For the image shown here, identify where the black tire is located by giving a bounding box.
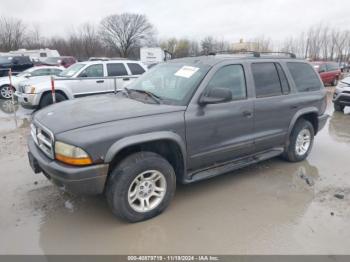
[282,119,314,162]
[39,92,67,108]
[334,103,344,112]
[0,85,15,100]
[106,152,176,222]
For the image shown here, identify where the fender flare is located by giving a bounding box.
[41,87,72,100]
[287,107,319,137]
[104,131,187,168]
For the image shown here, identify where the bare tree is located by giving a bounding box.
[160,37,177,54]
[25,24,45,49]
[201,36,216,54]
[0,16,26,51]
[100,13,155,58]
[78,23,103,59]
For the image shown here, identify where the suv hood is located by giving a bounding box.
[20,75,52,86]
[34,95,186,134]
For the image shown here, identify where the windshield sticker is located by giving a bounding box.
[175,66,199,78]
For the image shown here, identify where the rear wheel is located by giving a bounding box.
[334,103,344,112]
[39,92,67,108]
[106,152,176,222]
[283,119,314,162]
[0,85,15,99]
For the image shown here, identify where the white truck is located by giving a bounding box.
[15,59,147,109]
[140,47,172,67]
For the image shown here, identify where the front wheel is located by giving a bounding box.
[334,103,344,112]
[282,119,314,162]
[106,152,176,222]
[39,92,67,108]
[0,85,15,99]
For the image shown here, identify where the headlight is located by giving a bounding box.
[24,85,36,94]
[55,141,92,166]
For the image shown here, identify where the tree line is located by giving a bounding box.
[0,14,349,63]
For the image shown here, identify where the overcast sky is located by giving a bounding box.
[1,0,349,43]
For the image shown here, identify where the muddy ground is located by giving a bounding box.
[0,90,349,255]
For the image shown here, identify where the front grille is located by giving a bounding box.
[31,122,55,159]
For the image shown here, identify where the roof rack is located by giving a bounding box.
[208,50,296,59]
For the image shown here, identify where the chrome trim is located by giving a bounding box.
[31,121,55,159]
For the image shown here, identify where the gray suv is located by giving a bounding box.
[28,52,328,222]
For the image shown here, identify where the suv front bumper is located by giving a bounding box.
[15,91,41,109]
[333,87,350,106]
[28,137,109,195]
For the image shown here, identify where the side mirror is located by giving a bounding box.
[24,73,31,78]
[319,69,325,73]
[199,87,232,105]
[79,73,87,78]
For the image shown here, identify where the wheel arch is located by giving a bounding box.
[105,132,187,183]
[39,89,70,104]
[288,108,319,139]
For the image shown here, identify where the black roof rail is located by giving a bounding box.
[258,51,296,58]
[207,50,296,59]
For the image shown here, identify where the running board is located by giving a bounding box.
[185,148,284,183]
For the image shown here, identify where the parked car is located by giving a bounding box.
[0,56,33,77]
[41,56,77,68]
[333,76,350,112]
[312,61,341,86]
[339,62,350,73]
[0,66,63,99]
[27,53,328,222]
[15,60,147,109]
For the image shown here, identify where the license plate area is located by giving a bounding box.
[28,152,41,174]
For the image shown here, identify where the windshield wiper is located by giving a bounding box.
[124,88,162,104]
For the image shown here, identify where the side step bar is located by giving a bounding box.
[184,148,284,183]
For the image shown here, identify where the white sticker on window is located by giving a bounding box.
[175,66,199,78]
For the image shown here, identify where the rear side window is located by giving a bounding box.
[107,63,128,76]
[127,63,145,75]
[287,62,322,92]
[252,63,282,98]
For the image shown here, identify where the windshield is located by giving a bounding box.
[127,62,210,105]
[16,68,34,77]
[59,63,85,77]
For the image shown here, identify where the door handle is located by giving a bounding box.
[96,80,104,83]
[242,111,253,117]
[290,105,298,109]
[123,77,130,81]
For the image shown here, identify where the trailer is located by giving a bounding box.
[0,48,60,62]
